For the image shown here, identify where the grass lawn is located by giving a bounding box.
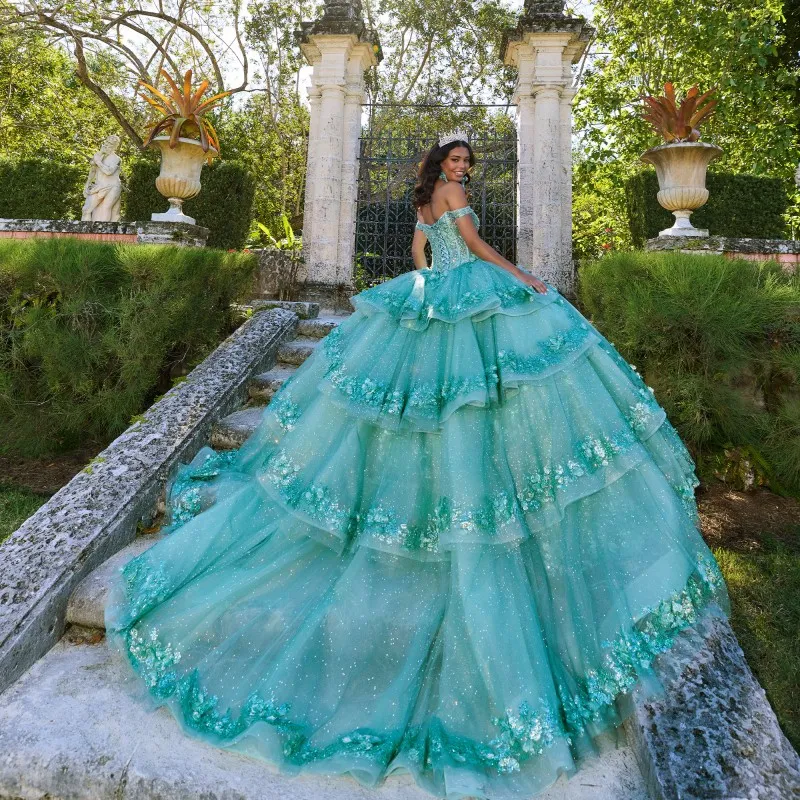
[698,483,800,752]
[0,483,47,544]
[714,543,800,751]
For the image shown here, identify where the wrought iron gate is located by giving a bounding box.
[354,128,517,285]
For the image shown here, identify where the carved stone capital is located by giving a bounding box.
[318,82,346,97]
[531,84,563,99]
[559,86,577,103]
[296,0,381,67]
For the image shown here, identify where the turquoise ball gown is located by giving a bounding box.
[105,205,730,799]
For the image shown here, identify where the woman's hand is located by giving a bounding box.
[513,268,548,294]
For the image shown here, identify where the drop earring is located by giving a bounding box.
[439,170,448,182]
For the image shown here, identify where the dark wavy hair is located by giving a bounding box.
[413,139,475,209]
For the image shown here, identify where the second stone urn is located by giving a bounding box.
[149,136,217,225]
[640,141,722,237]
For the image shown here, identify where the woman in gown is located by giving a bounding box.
[105,131,730,800]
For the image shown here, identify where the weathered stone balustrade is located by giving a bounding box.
[0,218,209,247]
[646,234,800,270]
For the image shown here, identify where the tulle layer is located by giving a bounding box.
[351,259,559,331]
[277,293,605,433]
[104,274,730,799]
[223,362,694,561]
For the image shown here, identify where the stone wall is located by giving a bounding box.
[627,610,800,799]
[253,247,308,299]
[0,219,209,247]
[645,235,800,270]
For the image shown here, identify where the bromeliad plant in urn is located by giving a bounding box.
[640,83,722,237]
[139,69,230,225]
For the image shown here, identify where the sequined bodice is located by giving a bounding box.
[416,206,480,273]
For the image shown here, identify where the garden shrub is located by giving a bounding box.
[578,251,800,494]
[0,238,256,457]
[124,158,256,250]
[625,171,789,247]
[0,159,84,220]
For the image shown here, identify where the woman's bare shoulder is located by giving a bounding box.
[441,181,468,208]
[430,181,467,210]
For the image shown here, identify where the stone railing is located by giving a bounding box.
[0,307,298,694]
[646,235,800,270]
[0,219,209,247]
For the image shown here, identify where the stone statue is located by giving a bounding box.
[81,135,122,222]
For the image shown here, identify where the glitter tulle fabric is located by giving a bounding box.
[105,205,730,799]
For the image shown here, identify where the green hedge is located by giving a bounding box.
[626,171,790,247]
[0,238,256,457]
[0,159,83,220]
[124,158,255,250]
[578,251,800,495]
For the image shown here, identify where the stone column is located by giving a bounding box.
[297,0,380,307]
[559,85,577,294]
[300,84,322,283]
[337,45,373,280]
[514,55,537,273]
[314,70,347,279]
[503,1,593,297]
[531,84,564,286]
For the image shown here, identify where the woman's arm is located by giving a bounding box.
[411,222,428,270]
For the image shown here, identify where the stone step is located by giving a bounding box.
[210,407,264,450]
[248,365,297,403]
[66,536,163,630]
[0,638,650,800]
[297,315,344,339]
[277,337,319,366]
[248,299,320,320]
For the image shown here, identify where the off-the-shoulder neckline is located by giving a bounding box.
[416,205,476,228]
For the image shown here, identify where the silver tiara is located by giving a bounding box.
[438,129,470,149]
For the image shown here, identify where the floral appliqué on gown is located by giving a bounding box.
[106,205,730,799]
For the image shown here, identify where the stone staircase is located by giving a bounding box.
[68,302,349,620]
[210,308,345,450]
[0,302,652,799]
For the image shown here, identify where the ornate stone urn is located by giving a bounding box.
[138,67,229,227]
[149,136,216,225]
[640,141,722,237]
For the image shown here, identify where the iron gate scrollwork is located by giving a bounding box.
[354,129,517,285]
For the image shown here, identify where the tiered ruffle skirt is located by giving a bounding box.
[106,259,730,799]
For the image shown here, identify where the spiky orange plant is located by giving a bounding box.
[642,83,718,143]
[138,68,230,159]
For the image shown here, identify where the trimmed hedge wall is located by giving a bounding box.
[626,171,790,247]
[578,251,800,495]
[0,238,256,456]
[0,156,255,251]
[124,158,256,250]
[0,159,84,220]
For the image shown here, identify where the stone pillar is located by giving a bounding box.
[514,55,537,273]
[503,1,592,297]
[297,0,380,307]
[531,84,564,287]
[300,85,322,283]
[559,85,577,291]
[314,70,347,278]
[337,47,373,277]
